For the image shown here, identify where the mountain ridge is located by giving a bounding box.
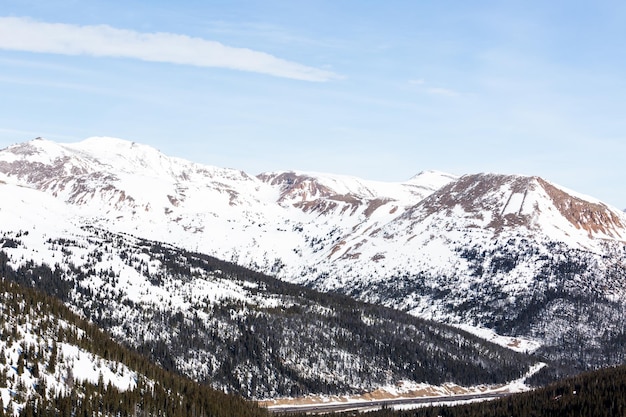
[1,136,626,380]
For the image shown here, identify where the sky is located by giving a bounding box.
[0,1,625,208]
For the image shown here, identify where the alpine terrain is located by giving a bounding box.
[0,136,625,403]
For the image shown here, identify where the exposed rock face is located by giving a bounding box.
[538,178,625,239]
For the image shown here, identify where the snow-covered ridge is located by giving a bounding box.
[0,280,139,416]
[257,169,456,202]
[1,136,625,282]
[1,136,626,377]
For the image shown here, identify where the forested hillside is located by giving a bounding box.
[0,227,538,399]
[0,277,267,416]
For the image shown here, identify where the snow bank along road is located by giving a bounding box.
[266,392,509,414]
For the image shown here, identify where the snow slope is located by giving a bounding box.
[1,136,626,373]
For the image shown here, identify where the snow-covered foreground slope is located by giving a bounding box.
[0,283,137,416]
[0,278,267,417]
[1,136,626,375]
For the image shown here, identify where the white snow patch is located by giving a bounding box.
[455,324,542,353]
[59,343,137,392]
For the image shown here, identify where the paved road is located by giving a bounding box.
[266,392,509,414]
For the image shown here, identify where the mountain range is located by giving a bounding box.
[1,136,626,400]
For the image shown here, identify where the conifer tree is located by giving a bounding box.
[47,341,57,374]
[17,353,24,375]
[31,361,39,378]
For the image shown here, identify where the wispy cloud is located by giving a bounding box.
[426,87,459,97]
[0,17,340,82]
[409,78,460,97]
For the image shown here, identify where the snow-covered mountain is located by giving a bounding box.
[1,136,626,375]
[0,233,536,399]
[0,137,461,280]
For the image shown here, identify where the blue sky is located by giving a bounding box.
[1,1,625,208]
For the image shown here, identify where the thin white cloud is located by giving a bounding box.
[409,79,459,97]
[427,87,459,97]
[0,17,340,82]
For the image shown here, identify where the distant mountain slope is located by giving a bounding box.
[1,136,626,378]
[0,228,536,399]
[319,173,626,370]
[0,137,455,274]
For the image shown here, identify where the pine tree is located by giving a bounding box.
[47,341,57,374]
[31,361,39,378]
[16,353,24,375]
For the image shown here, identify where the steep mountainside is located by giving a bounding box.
[0,227,535,399]
[0,277,267,417]
[318,173,626,371]
[1,136,626,377]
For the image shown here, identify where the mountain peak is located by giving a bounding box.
[2,137,71,164]
[68,136,154,154]
[406,170,459,191]
[62,136,170,174]
[416,172,535,214]
[403,172,626,242]
[409,169,457,180]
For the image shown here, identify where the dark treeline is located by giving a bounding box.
[319,364,626,417]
